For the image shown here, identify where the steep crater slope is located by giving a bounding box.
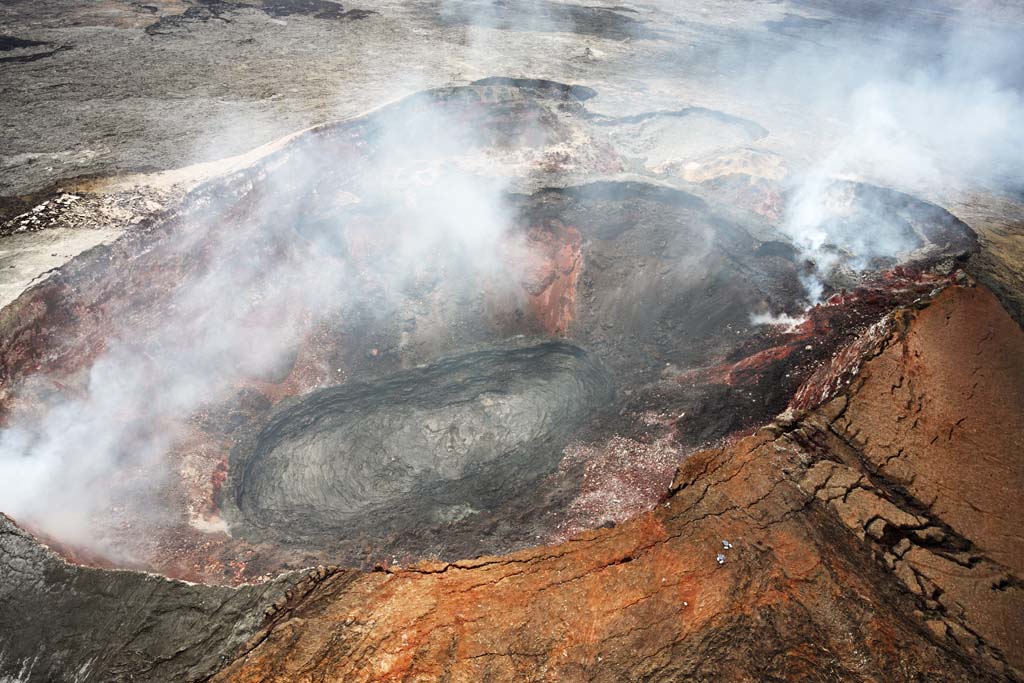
[211,283,1024,683]
[0,512,315,683]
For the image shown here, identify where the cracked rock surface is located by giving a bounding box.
[209,284,1023,682]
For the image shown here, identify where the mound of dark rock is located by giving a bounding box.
[225,341,614,544]
[145,0,373,35]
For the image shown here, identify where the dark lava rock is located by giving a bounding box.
[520,181,806,374]
[0,513,311,683]
[0,36,48,51]
[262,0,374,19]
[812,180,979,275]
[225,341,614,544]
[431,0,651,41]
[470,76,598,101]
[0,35,69,64]
[145,0,373,35]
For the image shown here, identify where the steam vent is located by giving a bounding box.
[1,2,1023,682]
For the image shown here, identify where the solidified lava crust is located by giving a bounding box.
[225,341,614,545]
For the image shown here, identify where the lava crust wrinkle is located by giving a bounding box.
[224,341,615,546]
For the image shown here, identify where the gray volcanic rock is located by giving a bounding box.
[226,341,615,543]
[0,513,320,683]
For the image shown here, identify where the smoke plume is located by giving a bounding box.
[770,18,1024,300]
[0,93,533,555]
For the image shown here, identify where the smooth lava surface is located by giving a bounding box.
[224,340,615,544]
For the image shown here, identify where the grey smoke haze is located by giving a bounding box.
[0,94,528,554]
[763,18,1024,299]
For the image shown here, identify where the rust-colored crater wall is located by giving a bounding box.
[210,284,1024,682]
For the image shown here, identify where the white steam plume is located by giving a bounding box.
[0,93,535,555]
[773,20,1024,300]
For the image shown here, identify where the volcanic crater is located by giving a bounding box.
[3,0,1024,675]
[0,81,981,584]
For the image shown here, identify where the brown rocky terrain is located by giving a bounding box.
[208,283,1023,682]
[5,275,1020,682]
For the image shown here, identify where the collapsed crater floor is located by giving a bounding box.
[0,77,1021,683]
[0,82,979,585]
[226,341,615,546]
